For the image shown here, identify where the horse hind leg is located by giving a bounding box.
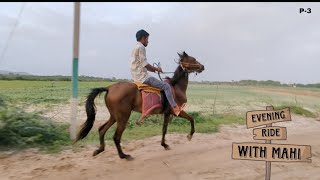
[113,113,133,160]
[93,116,116,156]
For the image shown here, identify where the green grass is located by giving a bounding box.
[274,105,316,118]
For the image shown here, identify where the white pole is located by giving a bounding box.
[70,2,80,140]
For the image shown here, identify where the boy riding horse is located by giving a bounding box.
[130,29,181,117]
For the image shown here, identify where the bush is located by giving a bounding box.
[0,99,71,152]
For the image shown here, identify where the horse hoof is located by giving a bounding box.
[187,134,193,141]
[125,155,134,161]
[162,144,171,150]
[93,149,103,156]
[120,154,134,161]
[93,150,99,156]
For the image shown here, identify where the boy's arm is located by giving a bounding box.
[138,46,163,73]
[145,64,162,73]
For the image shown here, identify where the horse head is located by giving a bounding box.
[177,51,205,74]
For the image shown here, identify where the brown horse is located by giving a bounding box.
[74,51,205,160]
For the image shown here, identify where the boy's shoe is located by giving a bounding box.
[173,106,181,116]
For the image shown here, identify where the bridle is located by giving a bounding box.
[153,59,203,81]
[179,61,203,74]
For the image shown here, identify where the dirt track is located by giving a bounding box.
[1,115,320,180]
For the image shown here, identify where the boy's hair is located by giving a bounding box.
[136,29,149,41]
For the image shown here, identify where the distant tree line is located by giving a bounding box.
[0,74,130,82]
[1,74,319,88]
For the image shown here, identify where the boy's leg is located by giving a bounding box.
[143,77,178,112]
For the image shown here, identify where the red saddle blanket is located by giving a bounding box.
[141,91,163,117]
[134,81,186,117]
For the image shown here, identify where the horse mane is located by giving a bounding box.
[165,64,186,86]
[165,52,189,86]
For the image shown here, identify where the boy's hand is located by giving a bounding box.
[157,67,163,73]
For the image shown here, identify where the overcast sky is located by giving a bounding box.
[0,2,320,84]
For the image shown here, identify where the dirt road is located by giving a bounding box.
[1,115,319,180]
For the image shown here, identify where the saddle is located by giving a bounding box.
[133,82,162,95]
[133,81,187,120]
[133,82,168,117]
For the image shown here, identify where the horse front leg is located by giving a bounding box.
[177,110,195,141]
[161,113,171,150]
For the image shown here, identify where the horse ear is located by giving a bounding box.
[177,52,183,59]
[183,51,189,57]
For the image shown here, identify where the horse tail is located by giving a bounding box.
[75,87,108,142]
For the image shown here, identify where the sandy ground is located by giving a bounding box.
[0,114,319,180]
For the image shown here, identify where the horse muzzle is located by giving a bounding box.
[197,64,205,73]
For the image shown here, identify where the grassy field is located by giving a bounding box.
[187,84,320,116]
[1,80,320,113]
[1,80,319,152]
[0,80,115,105]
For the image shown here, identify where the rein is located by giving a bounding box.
[153,62,174,81]
[153,59,201,81]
